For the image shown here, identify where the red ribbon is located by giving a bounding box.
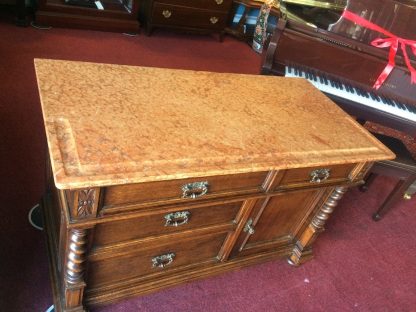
[341,10,416,90]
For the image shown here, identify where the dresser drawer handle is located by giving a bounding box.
[210,17,219,24]
[152,252,175,268]
[164,211,190,227]
[162,10,172,18]
[215,0,223,4]
[310,168,331,183]
[182,181,209,199]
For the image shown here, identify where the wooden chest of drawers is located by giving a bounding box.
[35,59,393,311]
[142,0,233,38]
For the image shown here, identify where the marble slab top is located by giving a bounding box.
[34,59,394,189]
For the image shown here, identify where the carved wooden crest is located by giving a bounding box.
[77,189,95,217]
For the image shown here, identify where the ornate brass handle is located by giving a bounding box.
[152,253,175,268]
[215,0,223,4]
[243,219,255,235]
[210,17,219,24]
[310,168,331,183]
[181,181,209,199]
[162,10,172,18]
[164,211,190,227]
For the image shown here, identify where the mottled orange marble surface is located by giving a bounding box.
[34,59,394,189]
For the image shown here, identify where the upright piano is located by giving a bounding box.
[261,0,416,136]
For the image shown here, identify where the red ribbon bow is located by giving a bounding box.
[342,10,416,90]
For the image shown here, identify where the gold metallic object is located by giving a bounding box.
[162,10,172,18]
[152,253,175,268]
[181,181,209,199]
[403,193,412,200]
[215,0,224,4]
[210,17,219,24]
[310,168,331,183]
[243,219,255,235]
[164,211,191,227]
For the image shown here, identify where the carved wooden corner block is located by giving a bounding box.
[288,186,348,266]
[68,188,101,221]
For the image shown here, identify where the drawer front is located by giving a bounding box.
[155,0,232,11]
[275,163,357,189]
[151,3,229,29]
[103,171,268,208]
[87,232,227,287]
[93,200,242,246]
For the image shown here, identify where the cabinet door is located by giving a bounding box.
[230,189,324,258]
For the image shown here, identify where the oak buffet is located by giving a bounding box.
[34,59,394,311]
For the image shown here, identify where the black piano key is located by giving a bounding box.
[395,101,407,110]
[288,66,292,74]
[319,76,324,84]
[406,104,416,113]
[380,97,388,104]
[323,77,329,85]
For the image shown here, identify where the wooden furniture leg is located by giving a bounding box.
[373,174,416,221]
[359,172,378,192]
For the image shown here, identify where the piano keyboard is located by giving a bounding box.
[285,65,416,122]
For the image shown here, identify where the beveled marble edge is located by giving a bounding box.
[51,150,393,190]
[34,59,395,190]
[47,97,394,189]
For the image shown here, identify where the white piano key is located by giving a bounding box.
[285,66,416,122]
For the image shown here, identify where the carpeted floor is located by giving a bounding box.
[0,8,415,312]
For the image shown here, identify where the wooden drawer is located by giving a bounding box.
[93,200,242,246]
[87,232,227,287]
[151,3,229,29]
[103,171,268,208]
[275,163,357,190]
[154,0,232,11]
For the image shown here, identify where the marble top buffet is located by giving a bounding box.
[34,59,393,311]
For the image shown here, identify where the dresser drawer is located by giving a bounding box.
[155,0,232,11]
[103,171,268,208]
[93,200,242,246]
[151,3,228,29]
[275,163,357,190]
[87,232,227,287]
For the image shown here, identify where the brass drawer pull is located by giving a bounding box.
[182,181,209,199]
[162,10,172,18]
[210,17,219,24]
[243,219,255,235]
[164,211,190,227]
[152,252,175,268]
[215,0,223,4]
[310,168,331,183]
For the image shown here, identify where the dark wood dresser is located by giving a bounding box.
[142,0,233,38]
[34,59,393,312]
[35,0,140,33]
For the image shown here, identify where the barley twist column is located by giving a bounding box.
[288,186,347,266]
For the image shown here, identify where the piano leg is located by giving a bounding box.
[372,174,416,221]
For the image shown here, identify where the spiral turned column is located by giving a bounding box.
[66,229,88,284]
[311,187,347,230]
[288,186,347,266]
[63,229,88,311]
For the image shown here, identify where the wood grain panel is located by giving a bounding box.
[87,232,228,287]
[93,201,242,246]
[103,171,268,207]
